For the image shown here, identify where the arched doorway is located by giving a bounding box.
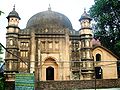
[46,67,54,80]
[95,67,102,79]
[41,57,58,81]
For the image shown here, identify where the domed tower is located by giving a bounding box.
[5,5,20,81]
[79,9,94,80]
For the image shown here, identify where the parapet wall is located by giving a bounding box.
[36,79,120,90]
[6,79,120,90]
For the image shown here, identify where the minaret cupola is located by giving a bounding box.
[6,5,21,27]
[79,9,92,29]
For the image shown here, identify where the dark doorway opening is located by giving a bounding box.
[46,67,54,80]
[95,67,102,79]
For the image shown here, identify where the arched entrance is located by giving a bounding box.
[46,67,54,80]
[41,57,58,81]
[95,67,102,79]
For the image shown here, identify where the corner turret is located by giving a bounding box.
[6,5,20,28]
[79,9,94,80]
[5,5,20,82]
[79,8,92,29]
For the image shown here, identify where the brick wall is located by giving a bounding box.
[5,79,120,90]
[36,79,120,90]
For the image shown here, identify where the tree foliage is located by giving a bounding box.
[0,45,3,54]
[0,77,5,90]
[0,10,5,89]
[89,0,120,57]
[0,45,4,90]
[0,45,3,61]
[0,11,4,16]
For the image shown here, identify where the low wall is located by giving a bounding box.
[5,79,120,90]
[36,79,120,90]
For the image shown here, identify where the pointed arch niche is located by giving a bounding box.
[42,58,58,81]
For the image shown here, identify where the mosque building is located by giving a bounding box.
[4,5,118,81]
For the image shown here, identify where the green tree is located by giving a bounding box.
[0,45,3,65]
[0,11,4,16]
[0,11,5,90]
[89,0,120,57]
[0,45,4,90]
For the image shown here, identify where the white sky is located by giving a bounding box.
[0,0,94,46]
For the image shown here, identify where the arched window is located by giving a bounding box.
[10,39,13,45]
[55,41,59,50]
[41,41,45,50]
[96,54,101,61]
[49,42,52,49]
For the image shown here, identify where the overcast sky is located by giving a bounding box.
[0,0,94,46]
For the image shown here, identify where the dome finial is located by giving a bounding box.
[79,8,92,21]
[13,4,15,11]
[7,4,21,20]
[48,4,51,11]
[84,8,86,13]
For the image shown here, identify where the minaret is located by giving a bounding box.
[5,5,20,81]
[79,9,94,80]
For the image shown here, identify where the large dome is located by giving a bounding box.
[26,9,73,30]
